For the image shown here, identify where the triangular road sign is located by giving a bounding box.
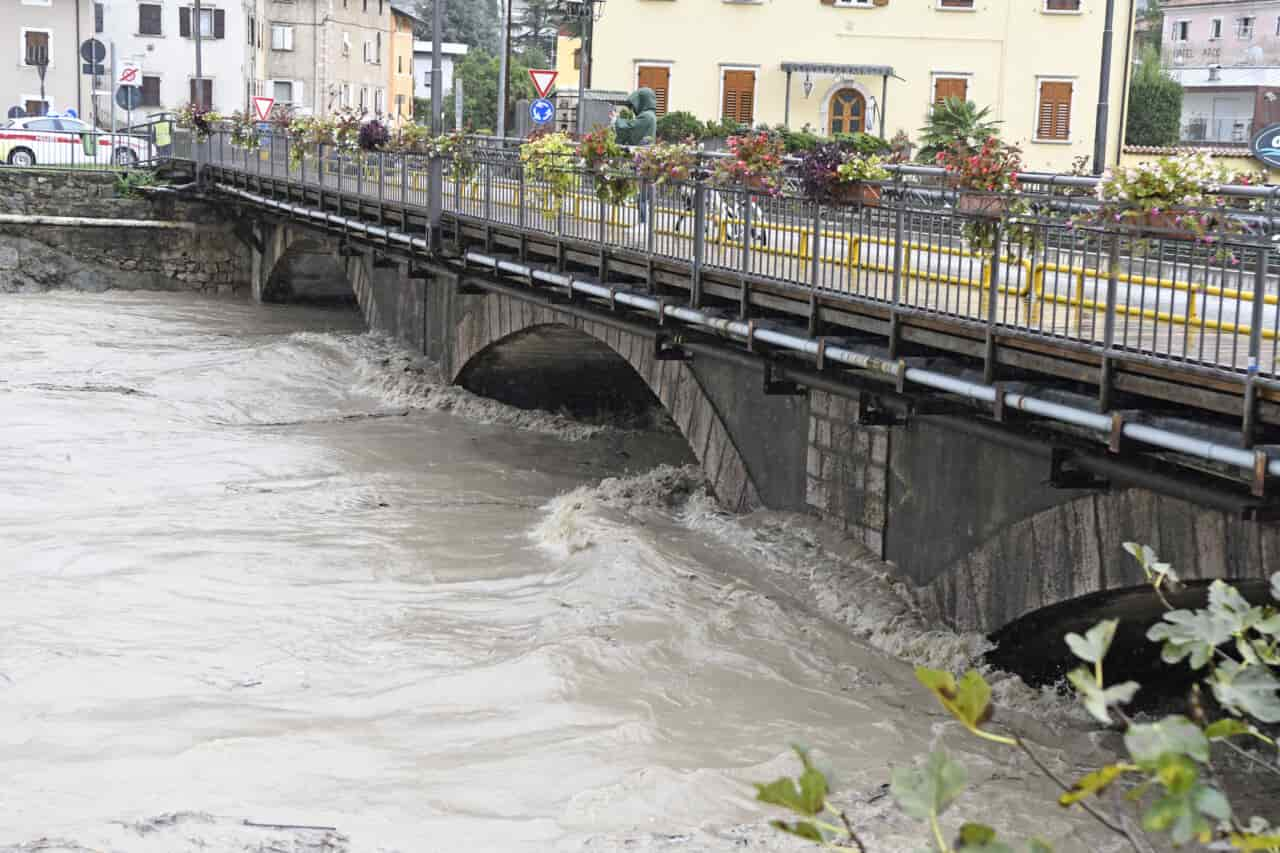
[529,69,558,99]
[252,96,275,122]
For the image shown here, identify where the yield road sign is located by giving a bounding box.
[529,69,558,99]
[118,63,141,86]
[252,96,275,122]
[80,38,106,64]
[530,98,555,125]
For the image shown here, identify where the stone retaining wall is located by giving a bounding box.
[0,170,249,295]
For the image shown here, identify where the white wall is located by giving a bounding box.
[412,42,466,105]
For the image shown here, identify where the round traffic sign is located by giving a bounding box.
[1250,122,1280,169]
[115,85,143,111]
[7,106,26,120]
[530,98,555,125]
[80,38,106,64]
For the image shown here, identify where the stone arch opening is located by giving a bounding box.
[262,238,358,307]
[451,295,762,512]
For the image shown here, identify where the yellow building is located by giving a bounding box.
[389,4,420,123]
[590,0,1137,172]
[556,32,582,91]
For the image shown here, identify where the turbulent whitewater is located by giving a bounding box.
[0,292,1120,853]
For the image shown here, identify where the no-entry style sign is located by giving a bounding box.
[529,69,558,99]
[252,96,275,122]
[118,62,141,86]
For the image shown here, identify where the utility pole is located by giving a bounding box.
[1093,0,1118,174]
[496,0,513,137]
[428,0,444,249]
[194,0,204,108]
[574,1,592,135]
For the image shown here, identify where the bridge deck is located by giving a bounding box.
[198,141,1280,434]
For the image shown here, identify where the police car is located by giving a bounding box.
[0,113,149,167]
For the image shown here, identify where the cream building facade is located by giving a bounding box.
[5,0,95,118]
[262,0,391,117]
[589,0,1137,172]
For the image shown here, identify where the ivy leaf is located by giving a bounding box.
[1124,541,1158,570]
[1026,840,1054,853]
[1209,580,1268,635]
[955,823,1015,853]
[1058,763,1132,806]
[1256,613,1280,637]
[1142,755,1230,846]
[754,746,828,817]
[1065,620,1118,664]
[1203,718,1254,740]
[1210,659,1280,723]
[1147,608,1235,670]
[1067,667,1139,724]
[1226,832,1280,850]
[1125,715,1211,765]
[891,748,967,822]
[915,668,995,733]
[768,819,824,842]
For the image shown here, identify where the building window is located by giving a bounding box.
[95,2,105,33]
[138,3,163,35]
[933,75,968,105]
[1035,79,1072,142]
[573,48,582,70]
[1237,16,1255,39]
[189,77,213,109]
[24,99,50,116]
[637,65,670,116]
[375,88,384,113]
[273,80,293,104]
[721,69,755,125]
[22,30,50,66]
[831,0,873,6]
[271,24,294,51]
[1172,20,1189,41]
[360,87,368,111]
[362,0,367,10]
[379,0,383,12]
[248,15,255,45]
[180,7,225,38]
[396,93,405,116]
[1208,18,1222,39]
[342,32,350,56]
[937,0,975,8]
[1043,0,1080,10]
[141,75,162,105]
[828,88,865,134]
[375,31,382,63]
[397,55,403,73]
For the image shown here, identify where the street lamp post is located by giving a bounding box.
[571,0,602,136]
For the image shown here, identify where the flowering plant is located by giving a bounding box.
[176,102,220,142]
[357,117,391,152]
[836,154,891,184]
[714,131,785,195]
[936,136,1021,194]
[634,141,698,186]
[579,126,635,205]
[386,122,433,155]
[520,131,578,206]
[227,110,261,150]
[330,107,363,152]
[797,143,848,201]
[287,115,331,165]
[437,128,478,182]
[1091,153,1246,249]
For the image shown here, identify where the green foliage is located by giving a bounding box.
[918,97,1000,162]
[702,118,746,140]
[834,131,892,157]
[759,546,1280,853]
[891,749,967,822]
[1124,46,1183,147]
[113,170,155,198]
[414,0,499,53]
[444,49,541,132]
[655,110,704,142]
[520,131,577,206]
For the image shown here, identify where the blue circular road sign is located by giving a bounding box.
[530,98,555,125]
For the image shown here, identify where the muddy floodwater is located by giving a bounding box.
[0,293,1123,852]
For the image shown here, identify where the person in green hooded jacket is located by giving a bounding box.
[611,88,658,230]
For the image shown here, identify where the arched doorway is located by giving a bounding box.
[827,88,865,135]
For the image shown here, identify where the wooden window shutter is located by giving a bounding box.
[638,66,669,116]
[934,77,967,105]
[722,70,755,125]
[214,9,226,39]
[1037,81,1072,140]
[179,7,191,37]
[820,0,836,5]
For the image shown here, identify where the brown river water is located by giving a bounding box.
[0,292,1125,853]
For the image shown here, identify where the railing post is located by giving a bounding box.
[484,159,493,222]
[645,183,656,255]
[598,185,608,245]
[983,220,1001,385]
[741,188,753,278]
[517,162,526,230]
[1099,232,1121,411]
[428,152,443,253]
[808,201,822,336]
[399,154,408,206]
[1244,243,1269,444]
[889,197,906,358]
[691,181,707,308]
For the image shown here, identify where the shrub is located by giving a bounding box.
[834,131,890,157]
[918,97,1001,162]
[357,118,391,152]
[797,142,848,200]
[656,110,703,142]
[1125,46,1183,147]
[777,126,823,154]
[703,118,746,140]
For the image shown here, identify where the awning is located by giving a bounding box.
[781,62,895,77]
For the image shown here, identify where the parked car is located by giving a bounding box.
[0,115,150,167]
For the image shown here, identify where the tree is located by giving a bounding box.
[1125,46,1183,147]
[413,0,500,54]
[513,0,565,62]
[438,48,542,133]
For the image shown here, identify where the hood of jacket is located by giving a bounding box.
[627,87,658,115]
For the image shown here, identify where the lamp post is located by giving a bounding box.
[571,0,603,136]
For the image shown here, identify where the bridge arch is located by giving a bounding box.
[255,224,381,327]
[450,292,762,513]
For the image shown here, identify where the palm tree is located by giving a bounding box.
[917,97,1001,161]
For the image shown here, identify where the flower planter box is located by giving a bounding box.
[1128,210,1196,240]
[956,192,1007,218]
[830,182,882,207]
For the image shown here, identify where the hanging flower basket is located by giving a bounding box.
[831,182,882,207]
[956,192,1008,218]
[1127,210,1197,240]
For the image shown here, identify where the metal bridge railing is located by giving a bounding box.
[0,113,179,172]
[193,130,1280,382]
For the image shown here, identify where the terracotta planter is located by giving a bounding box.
[831,182,882,207]
[872,0,889,6]
[1130,210,1195,239]
[956,192,1007,218]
